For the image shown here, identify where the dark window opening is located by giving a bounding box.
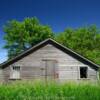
[80,67,87,78]
[13,66,20,70]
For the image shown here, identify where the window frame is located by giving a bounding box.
[79,66,88,79]
[10,65,21,80]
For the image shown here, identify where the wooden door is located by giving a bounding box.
[42,60,58,81]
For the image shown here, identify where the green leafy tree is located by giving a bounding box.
[55,25,100,65]
[4,17,53,59]
[3,18,100,66]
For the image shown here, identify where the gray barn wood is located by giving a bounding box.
[0,39,99,82]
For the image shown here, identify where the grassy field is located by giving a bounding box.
[0,80,100,100]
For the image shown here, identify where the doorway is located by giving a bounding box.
[41,59,58,81]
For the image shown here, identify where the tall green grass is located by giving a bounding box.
[0,80,100,100]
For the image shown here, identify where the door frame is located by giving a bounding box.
[42,59,58,82]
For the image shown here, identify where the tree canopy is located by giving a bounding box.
[55,25,100,65]
[3,17,100,65]
[3,17,53,58]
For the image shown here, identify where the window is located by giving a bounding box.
[80,67,88,78]
[10,66,20,79]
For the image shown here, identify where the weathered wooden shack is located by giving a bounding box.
[0,38,99,82]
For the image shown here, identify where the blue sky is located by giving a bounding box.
[0,0,100,63]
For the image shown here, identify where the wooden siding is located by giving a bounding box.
[3,44,97,82]
[3,67,10,82]
[0,69,4,82]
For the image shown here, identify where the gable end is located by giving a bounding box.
[0,38,99,70]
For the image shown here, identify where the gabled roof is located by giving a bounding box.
[0,38,99,70]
